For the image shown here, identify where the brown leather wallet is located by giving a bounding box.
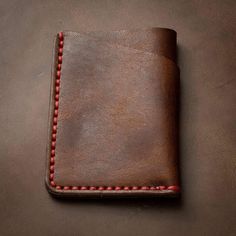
[45,28,180,197]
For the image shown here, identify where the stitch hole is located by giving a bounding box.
[124,186,130,190]
[89,186,97,190]
[81,186,88,190]
[63,186,70,190]
[167,186,180,192]
[56,71,61,79]
[106,187,113,190]
[53,117,57,125]
[58,56,62,64]
[58,48,63,56]
[55,79,60,86]
[57,64,61,71]
[54,109,58,117]
[51,150,55,156]
[55,94,59,101]
[50,165,54,173]
[51,141,56,149]
[52,125,57,134]
[159,186,167,190]
[55,101,59,109]
[141,186,150,190]
[58,32,64,40]
[55,86,60,94]
[50,158,54,164]
[59,41,63,48]
[132,186,139,190]
[115,186,121,191]
[98,186,105,190]
[49,173,54,180]
[72,186,79,190]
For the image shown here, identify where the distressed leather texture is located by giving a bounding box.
[46,29,180,197]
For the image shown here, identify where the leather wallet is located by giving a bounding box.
[46,28,180,197]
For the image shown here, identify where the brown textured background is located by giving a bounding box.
[0,1,235,235]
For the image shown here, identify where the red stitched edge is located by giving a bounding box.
[49,32,180,193]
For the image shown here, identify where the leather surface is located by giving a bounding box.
[1,0,236,235]
[46,29,180,196]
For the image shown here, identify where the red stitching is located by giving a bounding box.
[49,32,180,193]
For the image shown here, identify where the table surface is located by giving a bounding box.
[1,1,235,235]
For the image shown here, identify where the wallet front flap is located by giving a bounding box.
[46,29,180,197]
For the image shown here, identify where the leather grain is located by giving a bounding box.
[46,29,180,197]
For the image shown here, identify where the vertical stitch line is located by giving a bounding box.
[49,32,64,189]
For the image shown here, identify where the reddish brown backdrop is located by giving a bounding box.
[0,1,235,235]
